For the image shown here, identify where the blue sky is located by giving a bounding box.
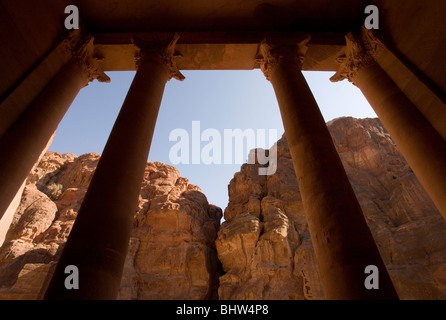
[49,70,377,211]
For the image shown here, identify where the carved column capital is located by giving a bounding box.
[360,26,386,59]
[62,30,111,87]
[133,33,185,81]
[330,32,377,84]
[258,35,311,81]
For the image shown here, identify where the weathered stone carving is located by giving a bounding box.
[133,33,185,81]
[62,30,111,86]
[330,32,376,84]
[360,26,386,59]
[258,35,311,81]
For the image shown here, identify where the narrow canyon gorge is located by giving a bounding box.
[1,117,445,300]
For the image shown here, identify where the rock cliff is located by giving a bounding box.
[217,117,446,300]
[1,117,446,300]
[0,152,221,300]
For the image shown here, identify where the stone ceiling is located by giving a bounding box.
[76,0,370,33]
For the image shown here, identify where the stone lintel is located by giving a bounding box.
[93,32,346,72]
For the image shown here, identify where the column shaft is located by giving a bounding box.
[355,63,446,221]
[266,51,398,299]
[44,58,170,300]
[0,61,88,220]
[332,32,446,223]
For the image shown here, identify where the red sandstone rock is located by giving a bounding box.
[0,152,221,300]
[217,117,446,300]
[1,117,446,300]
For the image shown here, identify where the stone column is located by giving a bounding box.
[0,32,109,222]
[361,27,446,141]
[44,34,185,300]
[259,36,398,300]
[331,32,446,223]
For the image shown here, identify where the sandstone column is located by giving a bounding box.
[259,36,398,300]
[360,27,446,142]
[331,32,446,223]
[0,32,109,222]
[44,34,185,300]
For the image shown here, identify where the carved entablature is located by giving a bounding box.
[330,32,379,85]
[257,35,311,81]
[133,33,185,81]
[62,29,111,86]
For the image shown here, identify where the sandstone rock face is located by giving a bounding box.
[329,118,446,299]
[0,152,221,300]
[120,162,221,300]
[216,117,446,300]
[216,133,323,300]
[1,117,446,300]
[0,132,57,247]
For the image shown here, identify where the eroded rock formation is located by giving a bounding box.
[216,117,446,300]
[0,152,221,300]
[1,117,446,300]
